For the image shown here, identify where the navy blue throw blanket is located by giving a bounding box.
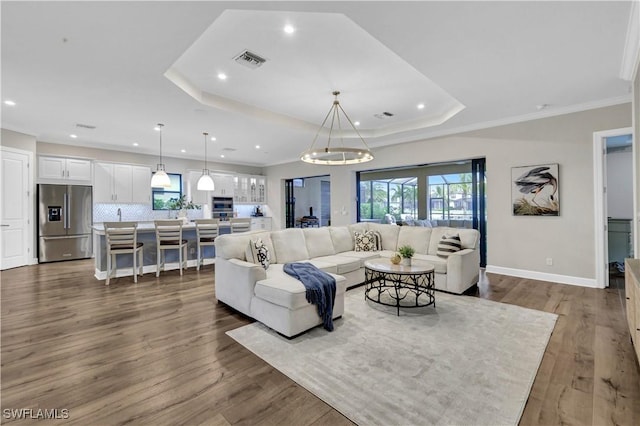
[283,263,336,331]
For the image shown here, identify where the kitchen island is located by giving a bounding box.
[92,221,231,280]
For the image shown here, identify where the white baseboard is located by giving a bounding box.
[94,258,216,281]
[485,265,600,289]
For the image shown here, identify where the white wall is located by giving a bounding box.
[265,103,632,282]
[607,149,634,219]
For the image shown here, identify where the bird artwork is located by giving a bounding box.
[512,164,559,216]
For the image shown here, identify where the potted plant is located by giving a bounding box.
[397,245,415,266]
[167,195,200,220]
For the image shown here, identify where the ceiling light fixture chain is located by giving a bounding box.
[301,90,374,165]
[151,123,171,188]
[197,131,215,191]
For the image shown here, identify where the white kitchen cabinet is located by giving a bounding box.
[233,175,250,203]
[131,166,151,203]
[38,156,92,183]
[94,162,151,203]
[250,217,272,231]
[212,174,234,197]
[234,174,267,204]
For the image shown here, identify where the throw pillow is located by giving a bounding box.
[437,234,462,258]
[371,230,383,251]
[247,238,270,270]
[354,231,376,252]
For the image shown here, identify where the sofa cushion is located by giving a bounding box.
[348,223,369,239]
[368,223,401,251]
[457,228,480,250]
[246,238,271,270]
[271,229,309,263]
[303,228,336,258]
[312,255,361,274]
[328,226,353,253]
[413,254,448,274]
[354,231,377,251]
[215,231,274,261]
[337,250,381,267]
[437,234,462,258]
[255,265,346,310]
[397,226,432,255]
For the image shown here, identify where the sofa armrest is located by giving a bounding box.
[214,258,267,316]
[445,248,480,294]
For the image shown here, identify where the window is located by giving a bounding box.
[427,173,472,220]
[152,173,182,210]
[359,177,417,220]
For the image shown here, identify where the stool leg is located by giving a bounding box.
[106,252,111,286]
[133,250,138,284]
[156,246,161,277]
[179,246,183,276]
[197,243,201,271]
[138,249,144,277]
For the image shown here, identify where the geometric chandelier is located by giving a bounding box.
[301,91,374,165]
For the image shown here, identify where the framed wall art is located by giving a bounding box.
[512,164,559,216]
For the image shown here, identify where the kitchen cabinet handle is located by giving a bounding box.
[1,224,9,227]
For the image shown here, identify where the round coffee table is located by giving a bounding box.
[364,259,435,315]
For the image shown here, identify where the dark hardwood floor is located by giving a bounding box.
[1,260,639,425]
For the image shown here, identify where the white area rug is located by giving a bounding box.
[227,288,557,426]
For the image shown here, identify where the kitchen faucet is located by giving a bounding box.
[117,208,122,222]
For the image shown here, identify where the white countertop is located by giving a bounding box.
[92,221,234,234]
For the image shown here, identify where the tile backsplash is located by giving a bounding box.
[93,203,262,223]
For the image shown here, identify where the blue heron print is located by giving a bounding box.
[512,164,559,216]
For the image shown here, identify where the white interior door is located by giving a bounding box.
[1,148,31,270]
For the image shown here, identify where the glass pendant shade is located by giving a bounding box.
[151,123,171,188]
[301,91,374,165]
[197,132,215,191]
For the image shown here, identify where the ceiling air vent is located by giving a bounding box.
[76,123,96,129]
[373,112,395,119]
[233,50,267,69]
[222,147,237,152]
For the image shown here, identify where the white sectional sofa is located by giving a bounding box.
[214,223,480,337]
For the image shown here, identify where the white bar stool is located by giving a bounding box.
[104,221,143,286]
[194,218,219,270]
[230,217,251,233]
[154,220,188,277]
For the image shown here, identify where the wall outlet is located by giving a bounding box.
[546,257,553,266]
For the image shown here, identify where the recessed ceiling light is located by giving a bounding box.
[181,149,186,153]
[132,142,139,147]
[255,145,260,149]
[70,134,78,139]
[4,100,16,106]
[210,136,216,141]
[354,121,360,126]
[284,25,295,34]
[220,154,225,158]
[217,73,227,80]
[417,103,425,110]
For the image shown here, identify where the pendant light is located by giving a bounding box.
[150,123,171,188]
[301,91,374,165]
[197,132,215,191]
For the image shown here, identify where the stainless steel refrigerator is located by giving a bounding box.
[38,184,93,263]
